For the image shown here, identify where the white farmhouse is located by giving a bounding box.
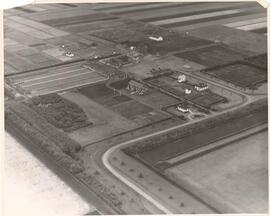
[149,36,163,42]
[178,74,186,83]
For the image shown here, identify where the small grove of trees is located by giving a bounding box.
[29,93,92,132]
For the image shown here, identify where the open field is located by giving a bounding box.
[165,130,268,213]
[203,63,267,89]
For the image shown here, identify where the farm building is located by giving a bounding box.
[177,103,191,113]
[149,36,163,41]
[185,88,192,95]
[195,83,209,91]
[178,74,186,83]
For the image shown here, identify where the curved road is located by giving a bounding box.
[101,94,267,214]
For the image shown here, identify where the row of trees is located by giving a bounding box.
[123,99,267,155]
[6,109,84,174]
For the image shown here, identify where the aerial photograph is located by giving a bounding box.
[3,2,268,215]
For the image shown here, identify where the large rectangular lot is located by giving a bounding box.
[165,130,268,213]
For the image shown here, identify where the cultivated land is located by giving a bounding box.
[166,130,268,213]
[4,2,268,214]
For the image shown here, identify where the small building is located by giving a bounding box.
[127,80,148,95]
[178,74,186,83]
[176,103,190,113]
[195,83,208,91]
[185,88,192,95]
[149,36,163,42]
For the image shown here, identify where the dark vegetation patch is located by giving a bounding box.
[79,83,132,107]
[29,94,92,132]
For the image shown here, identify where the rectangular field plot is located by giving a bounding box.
[174,45,247,67]
[204,63,267,88]
[79,83,168,126]
[41,13,118,28]
[166,130,268,213]
[9,63,107,95]
[79,83,132,107]
[134,109,267,170]
[188,92,226,108]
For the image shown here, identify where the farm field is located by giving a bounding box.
[62,91,138,146]
[165,130,268,213]
[187,25,267,54]
[136,108,267,169]
[146,75,226,109]
[203,63,267,89]
[4,2,268,215]
[174,44,248,67]
[78,83,168,126]
[7,62,108,96]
